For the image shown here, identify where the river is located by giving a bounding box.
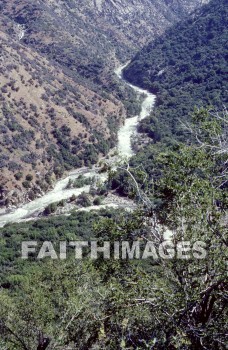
[0,63,156,227]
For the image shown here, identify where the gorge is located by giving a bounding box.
[0,63,156,227]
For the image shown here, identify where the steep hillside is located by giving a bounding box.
[0,23,123,206]
[0,0,205,206]
[1,0,206,109]
[1,0,205,68]
[123,0,227,142]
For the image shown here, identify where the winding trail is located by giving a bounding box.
[0,64,156,227]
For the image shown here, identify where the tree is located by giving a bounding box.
[44,203,57,215]
[0,109,226,349]
[93,197,102,206]
[26,174,33,182]
[76,192,91,207]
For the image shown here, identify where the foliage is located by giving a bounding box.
[0,110,227,349]
[76,192,92,207]
[66,175,95,189]
[93,197,102,206]
[124,0,228,143]
[44,203,58,216]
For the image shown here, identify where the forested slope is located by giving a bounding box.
[123,0,228,142]
[0,0,205,206]
[0,110,227,349]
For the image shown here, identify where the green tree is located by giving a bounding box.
[0,109,226,349]
[44,203,57,215]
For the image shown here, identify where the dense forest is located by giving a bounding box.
[123,0,227,143]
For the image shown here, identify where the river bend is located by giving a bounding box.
[0,64,156,227]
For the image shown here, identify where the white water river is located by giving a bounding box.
[0,64,156,227]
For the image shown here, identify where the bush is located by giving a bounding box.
[44,203,57,215]
[93,197,102,206]
[26,174,33,182]
[14,172,23,181]
[76,192,91,207]
[22,181,30,189]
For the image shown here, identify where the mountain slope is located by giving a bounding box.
[1,0,206,106]
[0,0,205,206]
[0,23,123,206]
[1,0,205,63]
[123,0,227,142]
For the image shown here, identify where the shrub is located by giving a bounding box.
[44,202,57,215]
[93,197,102,206]
[14,172,23,181]
[22,181,30,189]
[76,192,91,207]
[26,174,33,182]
